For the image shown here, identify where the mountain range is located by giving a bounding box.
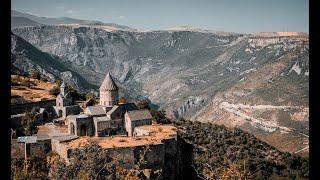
[11,10,309,155]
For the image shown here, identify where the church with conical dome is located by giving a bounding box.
[60,72,153,137]
[12,72,177,166]
[99,72,119,107]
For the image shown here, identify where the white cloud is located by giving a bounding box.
[56,6,65,10]
[65,9,80,14]
[111,10,120,14]
[117,15,125,19]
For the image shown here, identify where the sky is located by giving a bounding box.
[12,0,309,33]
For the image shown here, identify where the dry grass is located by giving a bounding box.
[11,75,57,103]
[66,124,177,149]
[119,139,127,142]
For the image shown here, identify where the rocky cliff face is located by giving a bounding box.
[11,25,309,153]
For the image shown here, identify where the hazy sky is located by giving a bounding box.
[12,0,309,33]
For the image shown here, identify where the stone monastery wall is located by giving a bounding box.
[11,99,56,115]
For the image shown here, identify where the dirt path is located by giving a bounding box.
[219,102,293,133]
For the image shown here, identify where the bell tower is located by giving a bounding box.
[99,72,119,107]
[60,81,66,96]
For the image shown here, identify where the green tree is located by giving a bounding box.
[85,92,97,101]
[150,109,169,124]
[30,69,41,80]
[119,96,126,104]
[54,79,62,87]
[48,142,147,179]
[66,85,85,101]
[49,87,60,96]
[137,99,150,110]
[20,108,39,136]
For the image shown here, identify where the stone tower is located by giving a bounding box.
[99,72,119,107]
[60,81,66,96]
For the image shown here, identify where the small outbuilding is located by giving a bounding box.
[67,114,94,136]
[124,109,152,136]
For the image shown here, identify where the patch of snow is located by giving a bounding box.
[249,57,256,62]
[234,60,241,64]
[245,48,253,53]
[166,40,176,47]
[216,38,230,43]
[178,48,187,52]
[239,77,245,82]
[226,67,240,72]
[240,68,257,76]
[288,61,301,75]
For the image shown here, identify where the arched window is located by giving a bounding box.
[70,123,75,135]
[58,110,63,117]
[80,124,87,136]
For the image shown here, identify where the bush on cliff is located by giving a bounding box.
[48,142,159,179]
[49,87,60,96]
[19,107,40,136]
[172,118,309,179]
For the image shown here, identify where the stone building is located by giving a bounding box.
[125,109,153,136]
[93,116,124,136]
[99,72,119,107]
[12,136,51,159]
[84,105,111,117]
[53,82,81,118]
[56,82,72,107]
[63,73,154,138]
[67,114,94,136]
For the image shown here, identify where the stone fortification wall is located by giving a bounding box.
[11,139,25,158]
[106,143,165,170]
[11,99,56,115]
[11,139,52,159]
[51,139,70,162]
[162,138,178,180]
[53,105,81,118]
[28,139,51,158]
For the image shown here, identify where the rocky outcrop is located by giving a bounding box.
[11,32,97,91]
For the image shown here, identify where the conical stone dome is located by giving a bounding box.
[60,81,66,88]
[99,72,118,91]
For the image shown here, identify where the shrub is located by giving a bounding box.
[54,79,62,86]
[119,96,126,104]
[20,78,33,88]
[150,109,169,124]
[85,92,97,100]
[137,99,150,109]
[49,143,143,179]
[20,107,40,136]
[66,85,85,101]
[30,69,41,80]
[49,87,60,96]
[40,77,48,82]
